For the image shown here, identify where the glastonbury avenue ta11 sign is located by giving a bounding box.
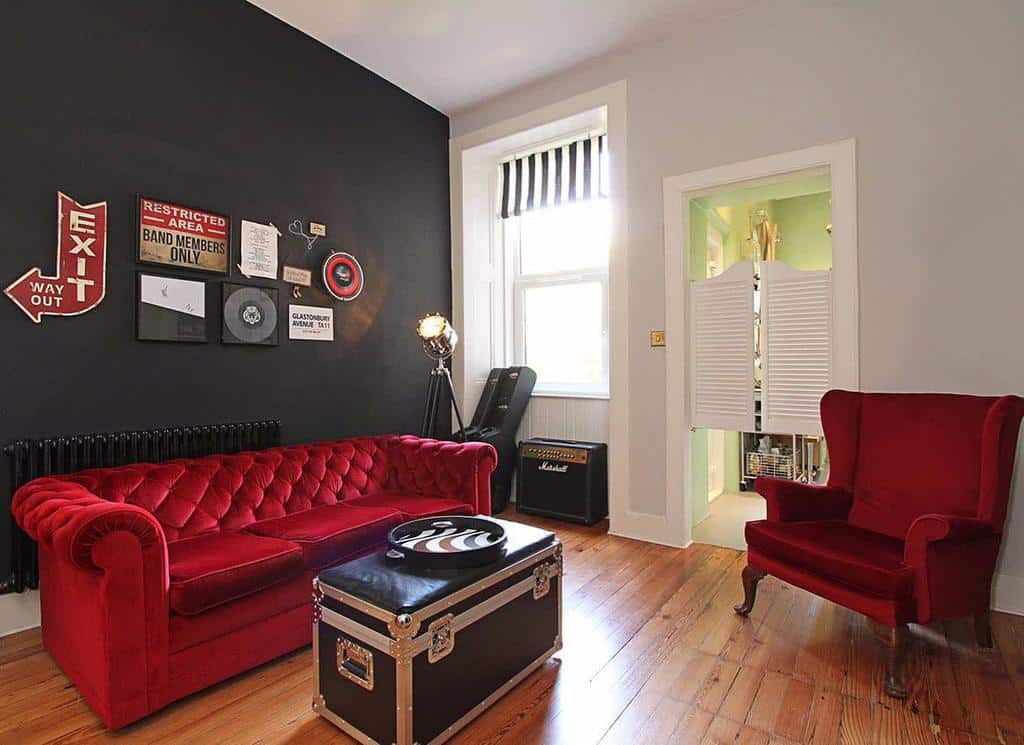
[138,196,229,273]
[5,192,108,323]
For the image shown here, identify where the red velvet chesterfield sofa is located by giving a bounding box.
[11,435,496,729]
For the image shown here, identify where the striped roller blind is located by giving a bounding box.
[499,134,607,219]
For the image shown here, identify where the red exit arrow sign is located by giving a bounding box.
[5,192,108,323]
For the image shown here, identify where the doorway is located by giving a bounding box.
[663,140,859,550]
[690,170,833,548]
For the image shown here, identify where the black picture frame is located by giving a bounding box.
[136,272,209,343]
[221,282,280,346]
[137,194,231,275]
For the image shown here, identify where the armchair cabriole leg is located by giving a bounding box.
[975,611,994,648]
[884,624,908,699]
[734,565,766,616]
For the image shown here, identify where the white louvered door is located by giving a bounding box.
[689,261,755,432]
[760,261,833,435]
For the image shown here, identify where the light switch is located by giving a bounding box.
[650,330,666,347]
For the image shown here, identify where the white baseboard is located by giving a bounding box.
[0,590,40,637]
[609,510,691,549]
[994,573,1024,616]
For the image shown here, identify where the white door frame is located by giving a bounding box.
[663,139,859,546]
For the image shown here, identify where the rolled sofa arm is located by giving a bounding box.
[906,513,994,542]
[755,477,853,523]
[904,513,996,564]
[385,435,498,515]
[903,513,1001,624]
[12,476,171,729]
[12,477,167,573]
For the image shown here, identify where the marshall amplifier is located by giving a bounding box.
[517,438,608,525]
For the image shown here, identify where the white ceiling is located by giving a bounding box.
[250,0,760,114]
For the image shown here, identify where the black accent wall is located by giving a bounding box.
[0,2,451,582]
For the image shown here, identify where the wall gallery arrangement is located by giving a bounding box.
[4,191,366,350]
[222,282,280,346]
[137,273,207,343]
[138,196,229,274]
[4,192,108,324]
[322,251,364,301]
[288,304,334,341]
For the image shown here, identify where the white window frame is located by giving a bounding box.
[502,209,611,398]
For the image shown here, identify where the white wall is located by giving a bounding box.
[0,590,39,637]
[451,0,1024,611]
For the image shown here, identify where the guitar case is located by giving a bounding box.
[456,366,536,514]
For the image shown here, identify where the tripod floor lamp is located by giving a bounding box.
[416,313,466,440]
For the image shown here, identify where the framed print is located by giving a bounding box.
[288,304,334,341]
[138,195,229,274]
[137,273,207,342]
[222,282,279,346]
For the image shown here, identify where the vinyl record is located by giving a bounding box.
[224,285,278,343]
[322,252,363,301]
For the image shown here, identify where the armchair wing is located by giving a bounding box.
[11,477,170,729]
[755,477,853,523]
[904,513,1001,624]
[385,435,498,514]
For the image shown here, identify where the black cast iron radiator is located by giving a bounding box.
[2,419,282,594]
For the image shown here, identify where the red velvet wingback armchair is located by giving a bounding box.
[736,390,1024,698]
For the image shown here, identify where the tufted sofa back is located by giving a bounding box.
[58,438,393,541]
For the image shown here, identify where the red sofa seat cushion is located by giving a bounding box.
[342,493,474,520]
[245,504,402,570]
[745,519,914,599]
[168,532,303,615]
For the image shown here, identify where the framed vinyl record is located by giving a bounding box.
[322,252,363,301]
[137,273,208,342]
[221,282,279,346]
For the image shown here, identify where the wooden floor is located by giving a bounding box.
[4,513,1024,744]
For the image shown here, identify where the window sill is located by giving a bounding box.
[531,391,610,401]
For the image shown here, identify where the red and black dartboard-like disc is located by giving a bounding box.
[322,251,364,301]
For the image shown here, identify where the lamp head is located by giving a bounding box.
[416,313,458,361]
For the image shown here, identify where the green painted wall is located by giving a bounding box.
[773,192,833,271]
[723,433,740,492]
[689,200,708,280]
[691,429,709,524]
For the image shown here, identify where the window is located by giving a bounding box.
[504,198,610,396]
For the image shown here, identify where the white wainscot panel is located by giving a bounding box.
[516,396,610,444]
